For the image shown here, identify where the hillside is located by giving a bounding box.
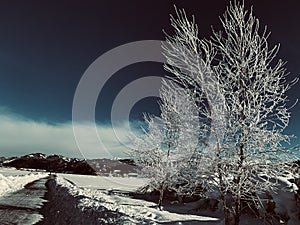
[1,153,137,176]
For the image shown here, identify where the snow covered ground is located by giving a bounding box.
[60,173,147,192]
[0,167,47,196]
[57,174,220,224]
[269,176,300,225]
[1,167,297,224]
[57,173,300,225]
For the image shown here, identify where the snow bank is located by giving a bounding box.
[270,176,300,225]
[38,178,127,225]
[0,170,47,196]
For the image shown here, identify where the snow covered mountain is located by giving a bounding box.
[2,153,96,175]
[1,153,137,176]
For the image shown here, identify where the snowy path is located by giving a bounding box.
[0,177,48,225]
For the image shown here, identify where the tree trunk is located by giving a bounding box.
[158,183,165,210]
[231,71,245,225]
[233,198,241,225]
[158,188,164,210]
[220,189,230,225]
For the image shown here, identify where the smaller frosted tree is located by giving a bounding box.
[130,78,201,209]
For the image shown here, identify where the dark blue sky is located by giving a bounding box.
[0,0,299,157]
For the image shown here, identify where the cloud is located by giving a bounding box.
[0,111,138,159]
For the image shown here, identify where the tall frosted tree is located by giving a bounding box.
[130,78,202,209]
[163,2,298,225]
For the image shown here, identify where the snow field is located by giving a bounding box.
[57,172,300,225]
[57,175,220,224]
[59,173,147,192]
[0,167,47,196]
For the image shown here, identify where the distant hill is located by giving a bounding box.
[3,153,96,175]
[87,158,137,176]
[1,153,137,176]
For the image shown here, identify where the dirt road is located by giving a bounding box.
[0,177,48,225]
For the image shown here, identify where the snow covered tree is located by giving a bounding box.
[130,78,202,209]
[163,2,298,224]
